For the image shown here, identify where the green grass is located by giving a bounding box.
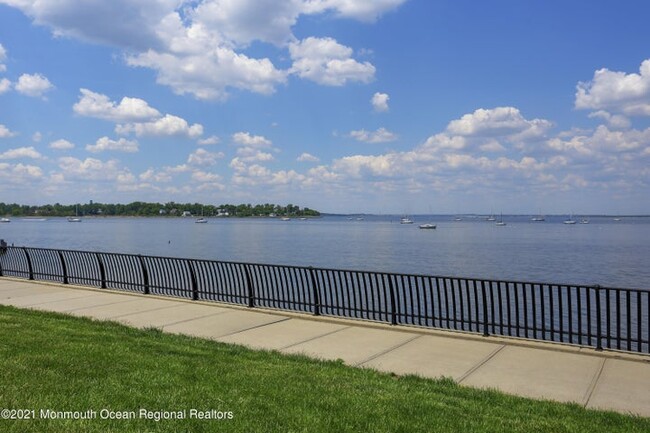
[0,305,648,433]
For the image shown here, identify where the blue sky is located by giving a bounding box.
[1,0,649,214]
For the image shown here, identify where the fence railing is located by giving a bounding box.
[0,246,648,354]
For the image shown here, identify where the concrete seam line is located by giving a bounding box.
[55,298,146,313]
[205,316,292,339]
[107,303,196,319]
[154,311,234,328]
[354,334,423,367]
[278,326,351,351]
[582,357,607,407]
[0,292,98,306]
[456,344,506,384]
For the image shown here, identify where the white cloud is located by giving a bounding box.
[197,135,220,145]
[0,146,42,160]
[303,0,407,22]
[73,88,161,122]
[57,156,130,181]
[576,59,650,116]
[3,1,404,100]
[0,162,44,182]
[0,124,17,138]
[446,107,552,138]
[49,139,75,150]
[588,110,631,129]
[289,37,375,86]
[297,152,319,162]
[15,73,54,97]
[32,132,42,142]
[371,92,389,112]
[0,42,6,71]
[127,46,287,100]
[116,114,203,138]
[0,78,10,94]
[187,148,224,166]
[236,147,274,162]
[232,131,272,147]
[349,127,397,143]
[191,170,223,184]
[85,136,139,153]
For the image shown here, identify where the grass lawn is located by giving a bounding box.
[0,305,648,433]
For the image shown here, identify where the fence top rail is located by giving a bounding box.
[4,245,648,293]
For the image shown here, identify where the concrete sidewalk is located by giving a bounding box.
[1,277,649,417]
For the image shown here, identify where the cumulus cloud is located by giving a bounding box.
[371,92,389,112]
[297,152,319,162]
[0,78,10,94]
[0,42,7,72]
[289,37,375,86]
[3,1,404,99]
[49,139,75,150]
[236,147,274,162]
[576,59,650,116]
[0,146,43,160]
[0,162,44,182]
[116,114,203,138]
[446,107,552,138]
[187,148,224,166]
[57,156,131,181]
[232,131,272,147]
[303,0,407,22]
[15,73,54,97]
[0,124,16,138]
[73,88,161,122]
[197,135,220,145]
[349,127,397,143]
[85,136,139,153]
[588,110,631,129]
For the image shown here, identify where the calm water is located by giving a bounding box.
[1,215,649,289]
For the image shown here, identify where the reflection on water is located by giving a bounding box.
[1,215,649,289]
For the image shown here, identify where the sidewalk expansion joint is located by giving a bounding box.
[155,310,233,328]
[109,303,190,320]
[279,326,351,351]
[210,317,291,339]
[62,298,146,313]
[1,292,98,306]
[457,344,506,384]
[355,334,423,367]
[582,357,607,407]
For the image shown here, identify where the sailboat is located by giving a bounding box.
[495,213,506,226]
[563,214,577,224]
[67,205,82,222]
[195,207,208,223]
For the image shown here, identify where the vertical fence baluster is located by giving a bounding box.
[23,247,34,280]
[387,274,397,325]
[58,250,68,284]
[481,280,489,337]
[138,255,150,295]
[96,253,107,289]
[595,285,603,351]
[308,266,321,316]
[244,264,254,308]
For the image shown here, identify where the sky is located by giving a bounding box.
[0,0,649,214]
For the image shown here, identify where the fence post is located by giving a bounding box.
[308,266,321,316]
[187,260,199,301]
[96,253,107,289]
[387,274,398,325]
[244,264,254,308]
[481,280,489,337]
[138,255,150,295]
[57,251,68,284]
[595,285,603,351]
[23,247,34,281]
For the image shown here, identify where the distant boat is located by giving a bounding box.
[195,217,207,224]
[68,204,82,222]
[419,223,436,229]
[580,218,590,224]
[281,217,291,221]
[563,214,577,225]
[356,217,364,221]
[400,216,414,224]
[495,213,506,226]
[0,217,9,223]
[531,215,545,222]
[486,215,496,222]
[299,217,308,221]
[453,216,462,221]
[613,217,622,221]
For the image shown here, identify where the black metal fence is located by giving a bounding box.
[0,246,648,354]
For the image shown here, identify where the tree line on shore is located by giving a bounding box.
[0,202,320,218]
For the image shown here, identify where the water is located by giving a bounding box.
[1,215,649,289]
